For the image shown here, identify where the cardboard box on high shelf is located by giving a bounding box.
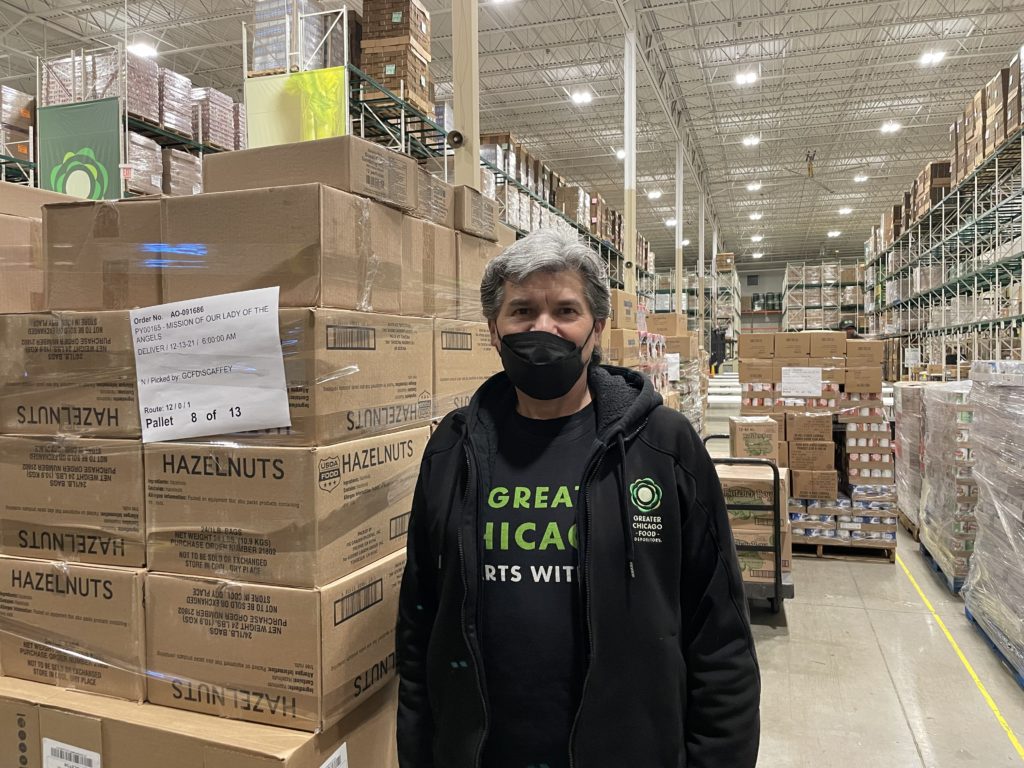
[729,416,779,461]
[496,222,518,248]
[845,367,883,393]
[739,359,773,383]
[775,332,811,357]
[0,674,400,768]
[453,185,499,242]
[44,198,162,311]
[403,216,457,318]
[788,441,835,471]
[609,288,637,330]
[645,313,688,337]
[846,339,885,365]
[0,436,145,566]
[161,184,404,312]
[786,412,834,442]
[715,464,790,524]
[145,427,428,588]
[664,334,699,361]
[457,233,500,322]
[738,333,775,358]
[606,329,640,367]
[434,319,501,417]
[0,311,139,438]
[0,212,44,314]
[731,525,792,583]
[413,168,455,229]
[202,134,418,211]
[146,549,405,732]
[792,469,838,500]
[808,331,846,357]
[0,557,146,702]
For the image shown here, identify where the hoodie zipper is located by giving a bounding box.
[568,418,649,768]
[457,439,491,768]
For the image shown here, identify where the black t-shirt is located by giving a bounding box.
[480,402,598,768]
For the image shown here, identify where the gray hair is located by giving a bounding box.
[480,229,611,323]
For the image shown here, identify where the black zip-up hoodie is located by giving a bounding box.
[397,365,760,768]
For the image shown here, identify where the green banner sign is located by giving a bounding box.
[38,97,121,199]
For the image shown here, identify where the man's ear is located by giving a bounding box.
[489,320,500,351]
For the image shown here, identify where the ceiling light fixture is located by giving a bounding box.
[920,51,946,66]
[880,121,901,134]
[570,90,593,105]
[615,148,626,160]
[746,181,762,192]
[742,135,761,147]
[752,252,764,259]
[751,234,764,243]
[854,174,868,183]
[735,72,758,85]
[749,212,763,221]
[839,207,853,215]
[127,42,158,58]
[681,239,690,246]
[665,218,677,227]
[827,230,842,238]
[647,190,662,200]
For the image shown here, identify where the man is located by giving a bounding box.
[397,229,760,768]
[841,320,862,340]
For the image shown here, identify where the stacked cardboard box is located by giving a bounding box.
[1,86,33,163]
[1008,50,1022,139]
[920,382,977,582]
[912,161,952,221]
[161,148,203,196]
[159,67,193,138]
[190,86,235,150]
[233,102,248,150]
[361,0,432,113]
[984,69,1010,155]
[894,382,927,527]
[0,184,74,314]
[126,131,163,196]
[126,52,160,124]
[716,464,792,584]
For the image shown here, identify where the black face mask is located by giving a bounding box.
[498,326,596,401]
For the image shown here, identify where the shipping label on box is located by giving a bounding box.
[786,412,834,442]
[609,289,637,330]
[146,427,427,587]
[788,441,835,471]
[146,549,405,732]
[792,469,838,500]
[434,320,500,417]
[0,557,146,701]
[0,436,145,566]
[739,359,773,384]
[162,184,405,313]
[775,333,811,357]
[738,333,775,358]
[845,367,883,393]
[729,417,779,461]
[214,309,433,446]
[0,311,140,438]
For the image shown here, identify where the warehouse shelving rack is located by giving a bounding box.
[0,127,35,185]
[782,260,865,332]
[715,267,741,356]
[866,124,1024,375]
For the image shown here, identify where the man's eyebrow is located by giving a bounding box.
[507,298,534,307]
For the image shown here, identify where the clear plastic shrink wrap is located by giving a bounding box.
[963,361,1024,679]
[920,382,976,579]
[894,382,927,525]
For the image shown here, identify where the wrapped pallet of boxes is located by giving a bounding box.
[126,131,163,196]
[0,208,45,314]
[920,381,977,585]
[161,147,203,197]
[159,67,193,138]
[894,382,928,528]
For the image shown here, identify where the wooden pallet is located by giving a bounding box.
[897,509,920,541]
[918,542,965,594]
[793,541,896,564]
[965,607,1024,691]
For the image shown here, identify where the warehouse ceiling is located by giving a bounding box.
[2,0,1024,270]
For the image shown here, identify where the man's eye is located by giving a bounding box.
[560,307,579,316]
[512,308,530,316]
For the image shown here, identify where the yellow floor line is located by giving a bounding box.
[896,553,1024,761]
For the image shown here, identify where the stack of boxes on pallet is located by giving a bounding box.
[360,0,433,114]
[716,459,792,586]
[920,382,977,585]
[0,135,509,762]
[0,184,72,314]
[894,382,927,530]
[0,85,34,163]
[734,331,893,555]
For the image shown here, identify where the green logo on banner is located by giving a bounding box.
[50,148,110,199]
[629,478,662,512]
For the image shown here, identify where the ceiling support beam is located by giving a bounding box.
[452,0,481,190]
[623,5,637,296]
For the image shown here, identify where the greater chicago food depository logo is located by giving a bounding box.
[629,478,662,512]
[50,147,110,199]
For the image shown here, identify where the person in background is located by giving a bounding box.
[841,320,862,340]
[396,229,761,768]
